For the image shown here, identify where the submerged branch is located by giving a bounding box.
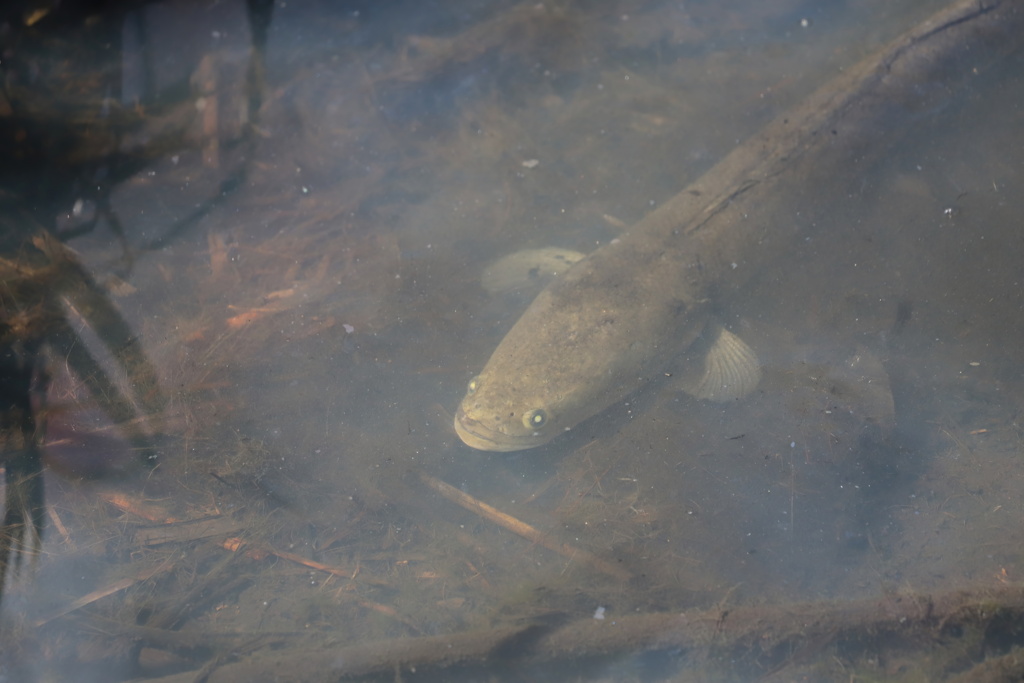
[180,584,1024,681]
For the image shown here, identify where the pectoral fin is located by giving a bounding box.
[679,326,761,401]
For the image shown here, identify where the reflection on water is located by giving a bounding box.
[1,0,1023,680]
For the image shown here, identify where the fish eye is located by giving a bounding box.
[522,409,547,430]
[467,376,480,395]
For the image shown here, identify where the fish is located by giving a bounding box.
[454,0,1024,452]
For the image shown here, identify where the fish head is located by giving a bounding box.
[454,368,567,452]
[454,344,628,452]
[454,286,615,450]
[454,281,697,451]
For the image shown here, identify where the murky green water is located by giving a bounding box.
[1,0,1022,680]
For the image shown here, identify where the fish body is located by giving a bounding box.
[455,191,747,451]
[455,0,1024,451]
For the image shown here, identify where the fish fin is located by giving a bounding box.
[482,247,587,295]
[680,327,761,401]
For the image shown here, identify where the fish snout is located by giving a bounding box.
[454,405,530,452]
[454,406,498,451]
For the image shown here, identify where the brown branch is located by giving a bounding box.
[420,472,631,581]
[174,584,1024,681]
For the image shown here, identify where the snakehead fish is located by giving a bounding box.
[455,0,1024,451]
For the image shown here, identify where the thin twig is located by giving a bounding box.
[420,472,631,580]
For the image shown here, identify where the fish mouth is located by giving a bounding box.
[454,407,534,452]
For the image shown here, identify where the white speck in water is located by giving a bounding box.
[343,323,354,333]
[731,262,738,269]
[790,441,796,448]
[594,606,606,620]
[521,159,539,168]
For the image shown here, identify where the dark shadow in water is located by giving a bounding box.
[0,0,273,610]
